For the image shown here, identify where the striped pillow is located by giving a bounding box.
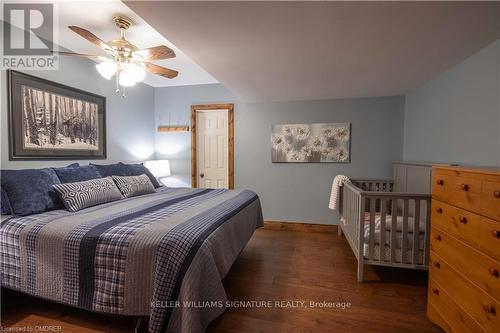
[53,177,123,212]
[112,174,156,198]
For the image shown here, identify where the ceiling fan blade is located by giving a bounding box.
[144,62,178,79]
[134,45,175,61]
[68,26,114,53]
[52,51,109,61]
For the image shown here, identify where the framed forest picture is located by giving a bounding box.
[7,70,106,160]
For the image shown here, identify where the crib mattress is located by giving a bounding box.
[339,215,426,264]
[362,243,424,265]
[362,213,426,250]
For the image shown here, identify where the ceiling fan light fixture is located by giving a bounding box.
[119,63,146,86]
[96,61,116,80]
[62,16,176,97]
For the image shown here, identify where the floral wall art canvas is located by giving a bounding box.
[271,123,351,163]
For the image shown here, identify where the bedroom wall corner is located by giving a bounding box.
[153,84,238,187]
[403,38,500,166]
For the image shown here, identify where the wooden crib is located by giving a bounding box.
[338,179,432,282]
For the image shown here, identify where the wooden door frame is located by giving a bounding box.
[191,103,234,189]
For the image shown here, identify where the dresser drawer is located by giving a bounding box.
[430,228,500,302]
[428,279,485,333]
[432,199,480,247]
[433,171,482,213]
[482,181,500,221]
[479,217,500,262]
[427,302,453,333]
[430,250,499,332]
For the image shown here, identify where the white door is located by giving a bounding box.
[196,110,229,189]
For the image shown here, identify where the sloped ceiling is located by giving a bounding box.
[126,1,500,102]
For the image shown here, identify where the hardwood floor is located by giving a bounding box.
[1,226,442,333]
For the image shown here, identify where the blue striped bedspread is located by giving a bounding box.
[0,187,263,333]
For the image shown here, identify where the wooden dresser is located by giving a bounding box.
[428,166,500,332]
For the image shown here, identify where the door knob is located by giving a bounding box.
[200,173,204,178]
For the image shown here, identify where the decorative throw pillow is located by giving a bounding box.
[91,162,161,188]
[112,174,156,198]
[53,177,123,212]
[1,187,12,215]
[1,168,63,217]
[53,165,102,183]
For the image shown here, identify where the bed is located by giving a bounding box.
[1,186,263,333]
[338,179,431,282]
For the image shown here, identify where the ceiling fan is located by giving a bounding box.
[53,15,178,97]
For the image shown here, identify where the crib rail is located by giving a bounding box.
[340,182,363,260]
[339,180,431,282]
[363,193,431,268]
[352,179,394,192]
[351,179,394,216]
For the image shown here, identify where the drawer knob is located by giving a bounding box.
[432,288,439,296]
[460,184,470,191]
[435,207,443,214]
[458,216,467,224]
[494,190,500,198]
[436,179,444,186]
[492,230,500,239]
[484,304,496,316]
[434,234,442,241]
[433,261,441,269]
[490,268,500,278]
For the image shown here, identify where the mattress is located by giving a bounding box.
[362,213,426,250]
[0,187,263,333]
[339,213,425,265]
[361,212,425,264]
[362,243,424,265]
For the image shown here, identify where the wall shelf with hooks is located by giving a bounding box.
[157,125,190,132]
[157,113,190,132]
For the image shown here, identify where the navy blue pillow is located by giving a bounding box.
[1,187,12,215]
[91,162,161,188]
[1,168,63,216]
[53,165,102,183]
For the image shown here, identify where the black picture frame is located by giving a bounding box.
[7,70,107,160]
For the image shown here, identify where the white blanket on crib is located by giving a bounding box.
[329,175,351,210]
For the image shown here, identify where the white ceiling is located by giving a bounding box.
[126,1,500,102]
[53,0,217,87]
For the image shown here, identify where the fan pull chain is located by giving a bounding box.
[115,67,120,93]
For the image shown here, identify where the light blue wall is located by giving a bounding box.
[0,55,156,169]
[236,97,404,224]
[4,29,497,225]
[8,39,496,223]
[404,39,500,166]
[154,84,405,224]
[154,84,237,187]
